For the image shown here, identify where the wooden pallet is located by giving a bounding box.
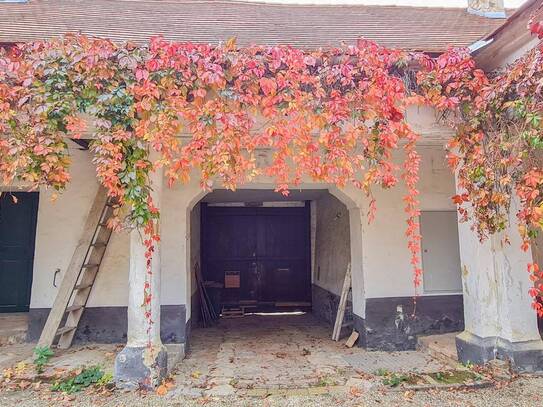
[221,306,245,318]
[38,186,114,349]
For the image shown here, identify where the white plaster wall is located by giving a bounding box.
[29,143,456,314]
[313,194,351,296]
[160,182,191,306]
[30,148,189,308]
[362,145,457,299]
[30,146,131,308]
[87,231,129,306]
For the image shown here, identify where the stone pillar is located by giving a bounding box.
[456,198,543,372]
[115,159,167,389]
[348,206,366,345]
[348,207,365,315]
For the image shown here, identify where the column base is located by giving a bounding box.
[456,331,543,372]
[114,345,168,389]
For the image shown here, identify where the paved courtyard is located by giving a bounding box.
[2,313,543,406]
[171,312,451,397]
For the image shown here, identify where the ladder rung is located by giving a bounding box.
[65,304,83,313]
[74,283,93,290]
[56,326,76,336]
[82,263,99,269]
[91,242,107,248]
[342,321,354,328]
[98,222,109,227]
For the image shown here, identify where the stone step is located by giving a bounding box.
[0,313,29,345]
[417,332,460,367]
[0,328,27,345]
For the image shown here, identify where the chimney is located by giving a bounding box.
[468,0,506,19]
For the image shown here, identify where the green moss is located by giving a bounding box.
[428,370,479,385]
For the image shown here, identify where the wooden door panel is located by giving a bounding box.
[205,214,257,260]
[202,204,310,307]
[420,211,462,293]
[0,260,25,307]
[260,259,310,302]
[0,192,39,312]
[257,213,306,259]
[206,259,260,302]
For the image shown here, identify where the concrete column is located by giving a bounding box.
[456,198,543,371]
[115,158,167,389]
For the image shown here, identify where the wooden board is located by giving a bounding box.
[345,330,359,348]
[332,263,351,341]
[275,301,312,307]
[224,271,241,288]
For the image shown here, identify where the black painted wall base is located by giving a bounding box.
[312,284,352,325]
[184,317,192,353]
[361,295,464,351]
[312,285,464,351]
[27,305,187,344]
[352,313,367,348]
[456,331,543,372]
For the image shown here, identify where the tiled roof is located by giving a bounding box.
[0,0,510,52]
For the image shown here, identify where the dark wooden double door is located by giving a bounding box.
[0,192,39,312]
[202,204,311,306]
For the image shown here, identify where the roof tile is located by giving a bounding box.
[0,0,509,52]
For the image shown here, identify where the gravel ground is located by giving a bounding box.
[2,376,543,407]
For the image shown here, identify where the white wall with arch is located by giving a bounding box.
[27,143,458,327]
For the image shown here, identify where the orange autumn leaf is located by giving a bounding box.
[156,384,168,396]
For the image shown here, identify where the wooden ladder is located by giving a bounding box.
[38,186,114,349]
[332,263,352,341]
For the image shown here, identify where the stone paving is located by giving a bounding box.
[3,313,543,405]
[1,312,456,399]
[344,350,446,374]
[169,312,453,397]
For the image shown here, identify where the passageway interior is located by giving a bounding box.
[189,189,353,336]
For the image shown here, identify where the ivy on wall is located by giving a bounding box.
[1,27,542,347]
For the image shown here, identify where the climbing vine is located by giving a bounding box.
[1,24,542,341]
[416,30,543,315]
[0,35,425,343]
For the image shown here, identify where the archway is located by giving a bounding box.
[182,183,365,346]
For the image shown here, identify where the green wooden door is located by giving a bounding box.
[0,192,39,312]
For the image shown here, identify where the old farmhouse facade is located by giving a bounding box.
[1,0,542,386]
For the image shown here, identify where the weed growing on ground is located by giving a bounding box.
[374,368,389,377]
[33,346,54,374]
[463,360,474,369]
[51,366,107,394]
[381,373,409,387]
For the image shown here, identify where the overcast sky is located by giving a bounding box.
[251,0,526,7]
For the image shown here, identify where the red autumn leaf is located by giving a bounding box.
[259,77,277,96]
